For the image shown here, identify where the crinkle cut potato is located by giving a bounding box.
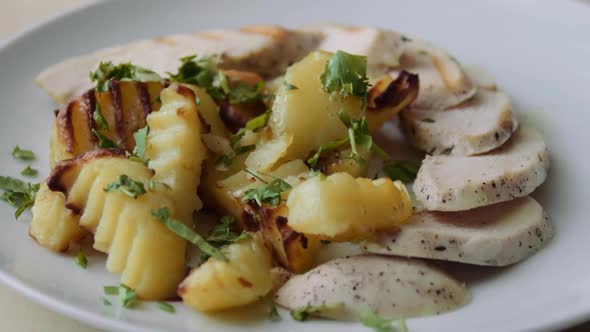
[23,23,551,324]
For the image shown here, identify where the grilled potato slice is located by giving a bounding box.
[29,183,86,252]
[30,84,211,299]
[287,172,413,241]
[145,84,208,223]
[204,159,310,229]
[258,204,321,273]
[246,51,364,172]
[34,150,187,299]
[366,71,419,133]
[178,234,272,312]
[314,146,371,178]
[49,81,164,166]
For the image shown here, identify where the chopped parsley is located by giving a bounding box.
[12,146,35,161]
[231,111,271,148]
[340,112,390,165]
[228,82,265,104]
[0,176,39,219]
[264,297,281,322]
[307,112,390,168]
[93,102,109,130]
[218,111,270,167]
[118,284,137,308]
[90,61,162,92]
[157,301,175,314]
[360,307,408,332]
[103,284,138,308]
[104,175,146,199]
[306,137,349,168]
[151,207,227,261]
[75,250,88,269]
[103,285,119,295]
[167,54,227,100]
[283,81,299,91]
[320,50,370,98]
[216,144,255,168]
[242,170,292,207]
[206,215,250,246]
[290,302,344,321]
[92,129,119,149]
[383,160,421,183]
[401,35,412,42]
[309,170,326,180]
[21,166,38,177]
[131,125,149,164]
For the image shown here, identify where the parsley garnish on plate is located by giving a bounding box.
[90,61,162,93]
[130,125,149,165]
[20,166,38,177]
[218,111,271,167]
[231,111,271,147]
[75,250,88,269]
[167,54,228,100]
[206,215,250,246]
[360,307,408,332]
[383,160,421,183]
[290,302,344,321]
[216,144,255,168]
[92,129,119,149]
[104,175,146,199]
[229,82,265,104]
[151,207,227,261]
[263,297,281,322]
[307,112,390,168]
[306,137,349,168]
[157,301,175,314]
[242,170,292,207]
[0,176,39,219]
[93,102,109,130]
[320,50,370,98]
[12,146,35,161]
[103,284,138,308]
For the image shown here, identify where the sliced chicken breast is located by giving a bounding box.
[464,65,497,90]
[362,197,553,266]
[414,127,549,211]
[314,26,404,78]
[401,89,518,156]
[274,255,469,320]
[391,37,476,110]
[36,26,321,104]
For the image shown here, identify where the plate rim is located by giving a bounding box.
[0,1,588,331]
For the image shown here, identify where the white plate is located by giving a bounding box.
[0,0,589,331]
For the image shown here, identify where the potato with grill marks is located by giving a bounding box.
[29,84,210,299]
[257,204,321,273]
[49,81,164,166]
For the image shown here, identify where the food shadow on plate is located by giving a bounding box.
[436,260,514,285]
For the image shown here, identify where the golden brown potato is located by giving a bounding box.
[287,172,413,241]
[258,204,321,273]
[29,183,86,252]
[50,81,165,166]
[246,51,364,172]
[178,234,272,312]
[366,71,419,133]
